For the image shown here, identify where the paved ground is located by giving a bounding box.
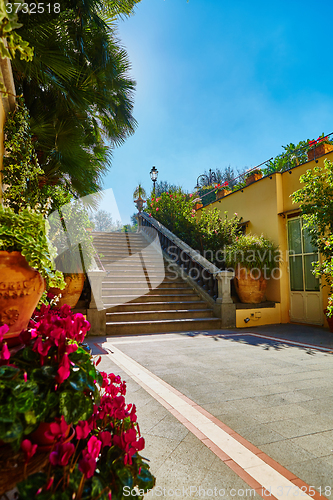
[88,324,333,500]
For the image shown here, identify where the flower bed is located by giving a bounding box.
[0,305,155,499]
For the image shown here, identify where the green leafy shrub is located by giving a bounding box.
[292,159,333,316]
[0,206,64,289]
[224,234,280,272]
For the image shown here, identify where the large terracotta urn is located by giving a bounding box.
[49,273,85,308]
[0,251,45,342]
[234,265,267,304]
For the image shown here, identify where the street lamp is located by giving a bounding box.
[150,166,158,194]
[195,168,218,190]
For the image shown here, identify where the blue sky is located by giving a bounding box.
[102,0,333,224]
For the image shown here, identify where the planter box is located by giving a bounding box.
[307,143,333,161]
[216,189,232,200]
[245,172,262,186]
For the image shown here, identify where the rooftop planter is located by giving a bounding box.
[307,136,333,161]
[215,182,231,199]
[245,170,262,186]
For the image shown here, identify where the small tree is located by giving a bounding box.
[292,159,333,316]
[89,210,121,232]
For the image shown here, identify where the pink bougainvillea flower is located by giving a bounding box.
[1,342,10,361]
[49,442,75,466]
[21,439,38,462]
[23,372,28,382]
[108,491,112,500]
[78,450,97,478]
[0,324,9,343]
[76,420,91,440]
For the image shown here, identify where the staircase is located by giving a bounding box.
[92,231,221,335]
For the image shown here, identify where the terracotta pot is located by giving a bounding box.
[245,172,262,186]
[324,310,333,333]
[194,203,203,210]
[307,143,333,161]
[234,265,267,304]
[49,273,85,308]
[216,189,232,200]
[0,251,45,343]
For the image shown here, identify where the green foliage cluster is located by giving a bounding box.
[2,97,44,212]
[224,234,280,272]
[0,206,64,288]
[146,189,241,266]
[0,0,33,62]
[48,201,96,275]
[292,159,333,316]
[196,185,216,206]
[0,344,101,451]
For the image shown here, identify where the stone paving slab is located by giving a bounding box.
[89,326,333,496]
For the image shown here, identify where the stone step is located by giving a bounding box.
[101,281,188,288]
[103,293,201,305]
[106,308,214,322]
[106,317,221,335]
[101,287,197,296]
[106,300,209,312]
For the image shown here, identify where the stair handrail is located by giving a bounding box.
[138,212,234,303]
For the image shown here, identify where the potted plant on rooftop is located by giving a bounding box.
[307,134,333,161]
[0,207,65,344]
[224,234,280,303]
[245,169,263,186]
[215,181,231,199]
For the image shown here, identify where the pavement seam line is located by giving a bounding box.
[100,342,327,500]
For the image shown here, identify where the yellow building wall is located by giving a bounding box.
[197,152,333,326]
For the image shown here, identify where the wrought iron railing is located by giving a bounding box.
[195,132,333,205]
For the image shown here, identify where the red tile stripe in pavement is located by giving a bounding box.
[95,342,328,500]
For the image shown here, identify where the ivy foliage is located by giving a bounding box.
[0,206,64,288]
[0,0,33,61]
[292,159,333,316]
[2,97,44,212]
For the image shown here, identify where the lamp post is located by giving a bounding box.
[195,168,218,190]
[150,166,158,195]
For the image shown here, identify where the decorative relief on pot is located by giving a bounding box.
[0,278,37,298]
[0,307,20,326]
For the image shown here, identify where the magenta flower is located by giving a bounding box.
[79,450,96,478]
[1,343,10,361]
[99,431,112,447]
[23,372,28,382]
[76,420,91,440]
[21,439,38,462]
[56,353,70,384]
[49,442,75,466]
[87,435,102,459]
[0,324,9,343]
[45,415,69,441]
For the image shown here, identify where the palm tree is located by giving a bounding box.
[10,0,141,199]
